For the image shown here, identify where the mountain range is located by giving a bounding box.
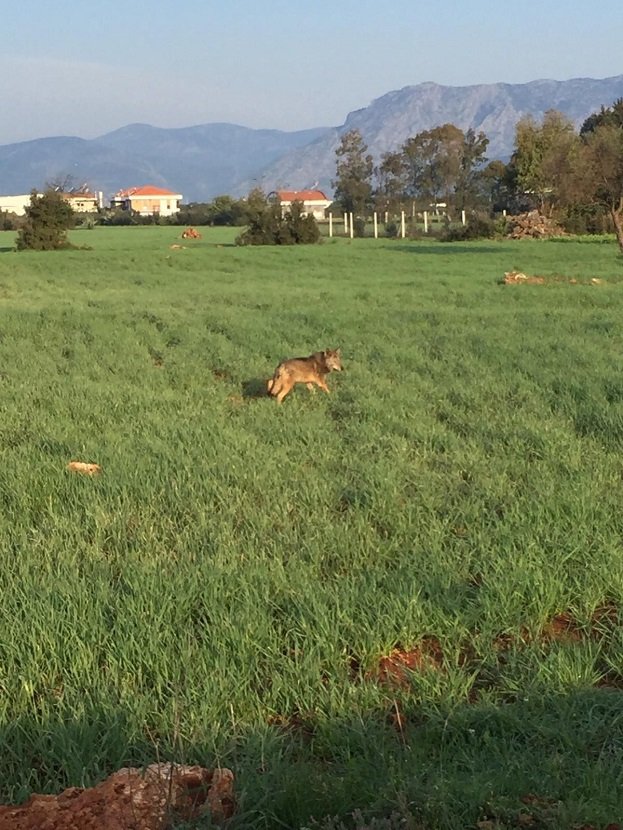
[1,74,622,203]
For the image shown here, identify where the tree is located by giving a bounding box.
[332,129,373,218]
[580,124,623,252]
[374,150,408,214]
[454,128,489,211]
[509,110,578,214]
[401,124,464,207]
[580,98,623,135]
[16,189,75,251]
[555,99,623,251]
[478,159,512,213]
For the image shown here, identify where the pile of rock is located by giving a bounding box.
[506,210,567,239]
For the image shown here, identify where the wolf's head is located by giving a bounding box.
[323,348,343,372]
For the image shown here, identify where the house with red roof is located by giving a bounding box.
[111,185,183,217]
[270,189,332,221]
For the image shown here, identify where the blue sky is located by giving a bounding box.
[1,0,621,145]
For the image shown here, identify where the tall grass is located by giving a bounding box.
[0,226,622,828]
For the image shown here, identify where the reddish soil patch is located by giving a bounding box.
[492,604,619,652]
[367,637,444,690]
[0,764,234,829]
[540,612,584,644]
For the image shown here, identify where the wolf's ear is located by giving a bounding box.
[335,347,341,356]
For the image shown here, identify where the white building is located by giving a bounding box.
[0,194,41,216]
[111,185,183,217]
[270,189,332,220]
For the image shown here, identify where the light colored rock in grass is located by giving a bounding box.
[66,461,102,476]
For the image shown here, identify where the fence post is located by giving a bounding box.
[349,212,354,239]
[344,213,348,235]
[461,210,466,226]
[385,211,388,224]
[329,213,333,238]
[401,211,406,239]
[373,212,378,239]
[423,211,428,233]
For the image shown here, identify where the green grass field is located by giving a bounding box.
[0,226,622,829]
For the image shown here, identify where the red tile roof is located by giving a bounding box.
[275,189,330,202]
[115,185,181,198]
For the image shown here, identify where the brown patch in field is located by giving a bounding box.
[66,461,101,476]
[211,368,231,381]
[169,243,185,250]
[367,637,444,689]
[267,711,316,740]
[540,604,619,644]
[540,612,583,644]
[227,394,245,407]
[503,270,609,287]
[492,628,531,652]
[0,763,234,828]
[503,270,546,285]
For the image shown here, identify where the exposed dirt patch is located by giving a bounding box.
[492,604,619,652]
[367,638,444,690]
[540,612,584,644]
[0,764,234,829]
[503,270,546,285]
[502,270,608,286]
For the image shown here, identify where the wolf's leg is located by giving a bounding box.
[306,383,316,394]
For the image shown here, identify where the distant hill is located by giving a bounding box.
[1,75,622,202]
[0,124,331,202]
[247,75,623,195]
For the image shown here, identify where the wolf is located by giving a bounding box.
[267,348,342,403]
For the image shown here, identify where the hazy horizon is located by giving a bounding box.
[2,0,622,145]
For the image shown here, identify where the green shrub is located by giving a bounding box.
[0,210,22,231]
[16,190,75,250]
[236,201,320,246]
[384,221,399,238]
[440,212,496,242]
[353,216,366,238]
